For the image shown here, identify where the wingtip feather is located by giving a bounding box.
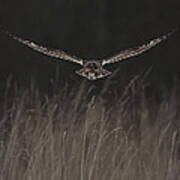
[165,27,178,38]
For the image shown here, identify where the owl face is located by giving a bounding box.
[76,61,111,80]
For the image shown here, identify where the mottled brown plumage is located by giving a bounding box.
[0,28,177,80]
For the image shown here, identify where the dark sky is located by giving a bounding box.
[0,0,180,94]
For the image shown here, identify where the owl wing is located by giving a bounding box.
[1,29,83,65]
[102,29,177,66]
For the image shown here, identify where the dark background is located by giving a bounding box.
[0,0,180,95]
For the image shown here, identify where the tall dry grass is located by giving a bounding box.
[0,75,180,180]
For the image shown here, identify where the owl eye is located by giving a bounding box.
[93,64,98,69]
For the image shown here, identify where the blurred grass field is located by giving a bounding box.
[0,74,179,180]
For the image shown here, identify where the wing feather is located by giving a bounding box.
[102,29,177,66]
[1,29,83,65]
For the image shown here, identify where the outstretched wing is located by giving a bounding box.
[102,29,177,66]
[0,29,83,65]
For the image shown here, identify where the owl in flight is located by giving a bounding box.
[0,27,177,80]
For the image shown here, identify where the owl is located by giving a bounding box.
[0,27,177,80]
